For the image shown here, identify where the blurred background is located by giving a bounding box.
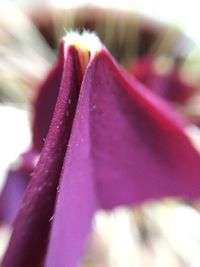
[1,0,200,266]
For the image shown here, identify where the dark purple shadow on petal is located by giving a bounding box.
[32,48,64,152]
[1,44,82,267]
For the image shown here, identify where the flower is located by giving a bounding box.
[2,32,200,267]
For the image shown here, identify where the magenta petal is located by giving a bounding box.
[84,51,200,208]
[1,44,82,267]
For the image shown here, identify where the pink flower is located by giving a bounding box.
[2,32,200,267]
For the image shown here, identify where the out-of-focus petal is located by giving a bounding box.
[130,56,195,103]
[0,169,29,225]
